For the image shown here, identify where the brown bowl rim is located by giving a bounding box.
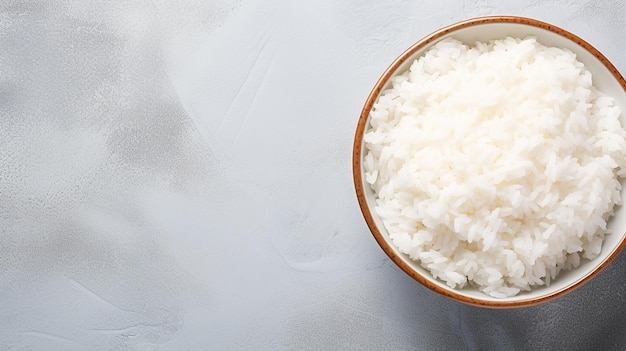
[352,15,626,308]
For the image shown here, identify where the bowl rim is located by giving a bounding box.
[352,15,626,308]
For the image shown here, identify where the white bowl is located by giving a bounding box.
[353,16,626,308]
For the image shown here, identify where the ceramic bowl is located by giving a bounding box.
[352,16,626,308]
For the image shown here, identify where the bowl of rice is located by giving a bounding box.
[353,16,626,307]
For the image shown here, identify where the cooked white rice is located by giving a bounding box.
[363,36,626,298]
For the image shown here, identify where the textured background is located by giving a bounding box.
[2,1,626,350]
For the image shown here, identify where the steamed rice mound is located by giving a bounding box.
[363,37,626,298]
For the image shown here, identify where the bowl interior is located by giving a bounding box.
[355,17,626,307]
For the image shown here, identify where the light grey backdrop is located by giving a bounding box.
[2,1,626,350]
